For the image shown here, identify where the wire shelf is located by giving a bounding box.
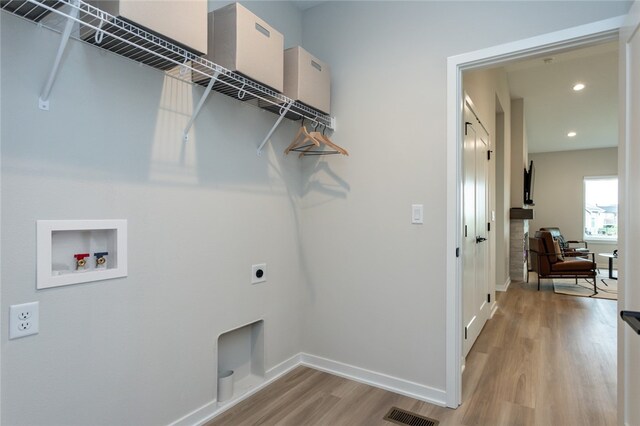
[0,0,335,129]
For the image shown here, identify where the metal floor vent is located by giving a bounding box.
[383,407,439,426]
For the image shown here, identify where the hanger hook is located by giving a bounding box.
[94,10,106,45]
[238,82,246,100]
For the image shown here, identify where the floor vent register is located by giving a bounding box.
[383,407,440,426]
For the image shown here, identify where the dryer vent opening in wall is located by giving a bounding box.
[383,407,439,426]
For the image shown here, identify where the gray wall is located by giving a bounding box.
[0,1,631,425]
[1,3,307,424]
[529,148,618,267]
[298,0,628,392]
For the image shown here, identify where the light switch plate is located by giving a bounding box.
[411,204,424,224]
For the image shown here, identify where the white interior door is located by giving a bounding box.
[462,100,490,357]
[620,3,640,424]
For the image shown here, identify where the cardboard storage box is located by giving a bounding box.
[284,46,331,114]
[211,3,284,93]
[86,0,207,54]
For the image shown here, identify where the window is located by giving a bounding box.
[584,176,618,241]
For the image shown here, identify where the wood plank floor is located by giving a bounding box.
[205,281,617,425]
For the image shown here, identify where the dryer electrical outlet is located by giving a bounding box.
[251,264,267,284]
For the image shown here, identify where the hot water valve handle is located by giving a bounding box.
[74,253,90,270]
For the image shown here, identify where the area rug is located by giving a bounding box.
[553,271,618,300]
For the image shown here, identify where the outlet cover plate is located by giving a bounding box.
[9,302,39,339]
[252,264,267,284]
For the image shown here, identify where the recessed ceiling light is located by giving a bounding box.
[573,83,585,91]
[567,131,577,137]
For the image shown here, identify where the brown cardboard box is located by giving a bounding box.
[87,0,207,54]
[211,3,284,93]
[284,47,331,114]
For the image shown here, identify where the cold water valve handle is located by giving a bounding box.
[74,253,90,270]
[94,252,108,268]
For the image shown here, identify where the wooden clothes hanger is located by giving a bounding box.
[301,124,349,157]
[309,132,348,155]
[284,119,320,155]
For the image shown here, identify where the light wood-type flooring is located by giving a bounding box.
[206,281,617,426]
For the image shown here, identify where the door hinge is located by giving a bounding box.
[456,247,460,257]
[464,327,468,340]
[488,222,491,232]
[488,150,493,160]
[487,293,491,303]
[464,225,468,237]
[465,121,472,135]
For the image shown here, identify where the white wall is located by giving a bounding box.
[511,98,528,208]
[529,148,618,267]
[0,3,307,424]
[299,1,629,394]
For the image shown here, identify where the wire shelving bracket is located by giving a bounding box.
[183,70,220,141]
[38,0,79,110]
[257,101,293,156]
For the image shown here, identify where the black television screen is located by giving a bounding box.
[524,160,535,205]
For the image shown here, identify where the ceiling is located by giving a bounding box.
[506,42,618,154]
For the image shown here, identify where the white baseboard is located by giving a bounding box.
[496,277,511,292]
[171,352,448,425]
[169,353,301,426]
[299,353,447,407]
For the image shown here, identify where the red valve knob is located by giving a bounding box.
[74,253,90,260]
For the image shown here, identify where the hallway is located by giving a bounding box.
[207,282,617,425]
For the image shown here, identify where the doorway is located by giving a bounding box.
[445,16,625,409]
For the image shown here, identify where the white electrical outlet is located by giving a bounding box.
[9,302,39,339]
[251,264,267,284]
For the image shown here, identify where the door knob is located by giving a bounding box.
[476,237,487,243]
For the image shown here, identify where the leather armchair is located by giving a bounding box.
[529,231,597,293]
[539,227,588,258]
